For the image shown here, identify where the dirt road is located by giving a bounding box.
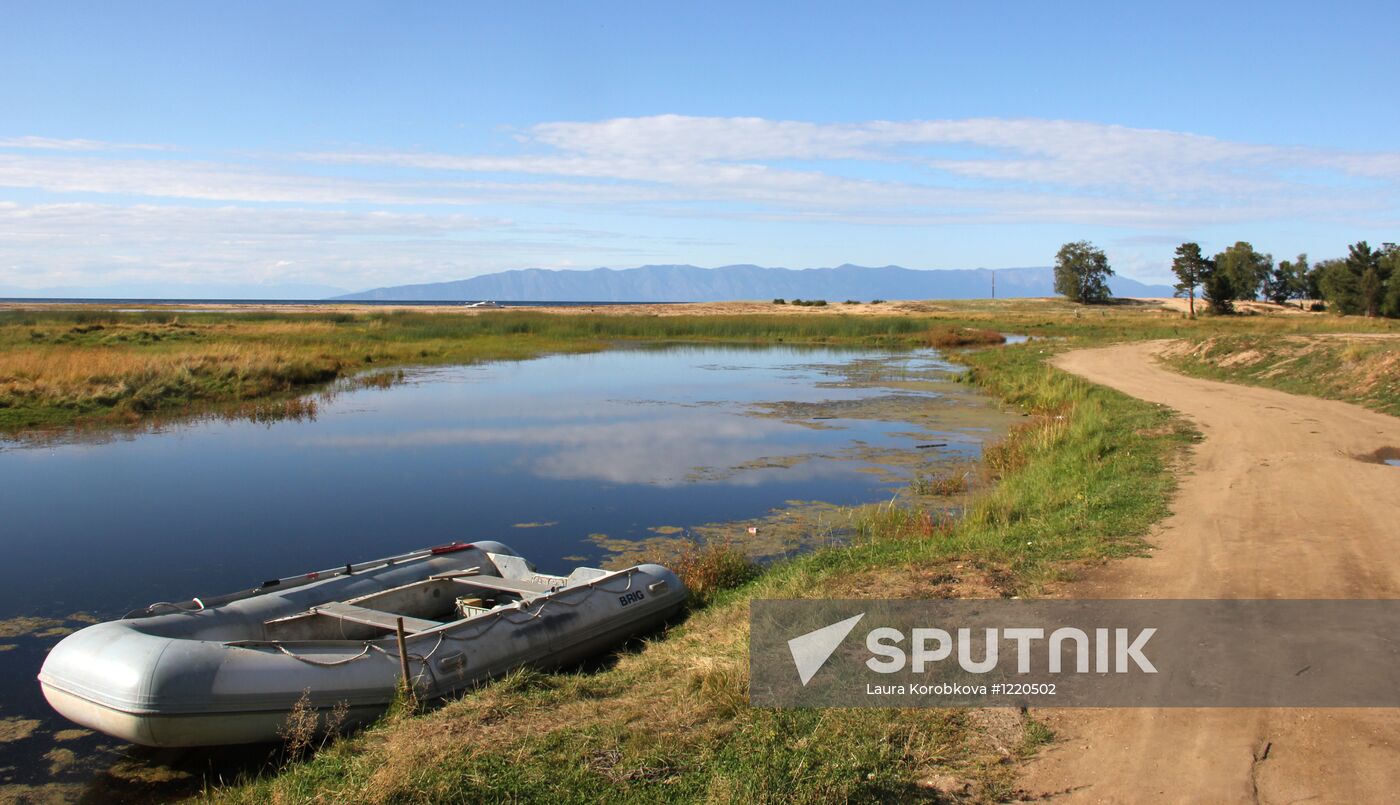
[1020,341,1400,803]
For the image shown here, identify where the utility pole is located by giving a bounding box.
[991,270,996,300]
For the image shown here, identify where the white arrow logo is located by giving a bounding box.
[787,613,865,686]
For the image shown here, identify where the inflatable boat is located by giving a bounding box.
[38,541,686,747]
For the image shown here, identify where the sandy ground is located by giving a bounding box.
[0,297,1142,317]
[1128,297,1317,316]
[0,296,1325,319]
[1019,341,1400,803]
[0,299,948,316]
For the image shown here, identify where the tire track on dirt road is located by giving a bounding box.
[1019,340,1400,803]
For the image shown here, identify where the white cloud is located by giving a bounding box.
[0,116,1396,289]
[0,154,490,206]
[293,413,841,486]
[0,135,174,152]
[4,118,1395,225]
[300,116,1398,222]
[0,202,668,289]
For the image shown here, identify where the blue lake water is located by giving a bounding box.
[0,343,1010,798]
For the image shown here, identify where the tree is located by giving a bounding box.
[1054,241,1114,304]
[1171,242,1207,317]
[1262,265,1290,305]
[1381,244,1400,318]
[1265,253,1308,307]
[1200,257,1235,314]
[1378,242,1398,283]
[1315,258,1362,314]
[1288,254,1311,308]
[1347,241,1383,317]
[1304,258,1324,302]
[1361,268,1384,317]
[1213,241,1272,301]
[1385,277,1400,318]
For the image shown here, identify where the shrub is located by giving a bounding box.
[669,538,760,606]
[925,327,1005,349]
[912,471,969,496]
[772,298,786,305]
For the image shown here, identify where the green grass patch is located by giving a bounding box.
[0,310,1008,434]
[206,338,1194,804]
[1163,334,1400,416]
[3,301,1395,434]
[6,300,1385,799]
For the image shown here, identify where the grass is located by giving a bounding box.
[8,299,1393,800]
[2,301,1394,433]
[1163,333,1400,416]
[0,309,1010,432]
[667,539,762,607]
[924,327,1005,349]
[206,335,1196,804]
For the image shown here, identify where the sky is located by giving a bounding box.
[1,1,1398,296]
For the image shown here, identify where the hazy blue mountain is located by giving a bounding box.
[334,264,1174,302]
[0,282,351,299]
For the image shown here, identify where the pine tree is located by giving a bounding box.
[1171,242,1207,317]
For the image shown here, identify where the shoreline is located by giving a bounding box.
[209,335,1197,803]
[1,300,1394,801]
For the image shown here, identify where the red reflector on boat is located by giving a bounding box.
[431,541,474,555]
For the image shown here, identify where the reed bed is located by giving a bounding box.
[0,310,1005,432]
[2,303,1394,432]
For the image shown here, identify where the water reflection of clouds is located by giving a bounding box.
[533,434,858,487]
[296,413,849,487]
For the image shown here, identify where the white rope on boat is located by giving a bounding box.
[369,636,445,695]
[411,632,449,661]
[593,570,637,593]
[272,642,373,666]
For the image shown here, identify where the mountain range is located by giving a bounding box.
[334,264,1174,302]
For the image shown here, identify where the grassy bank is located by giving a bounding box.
[1163,334,1400,416]
[208,339,1194,804]
[3,301,1394,433]
[0,309,1003,432]
[8,301,1389,801]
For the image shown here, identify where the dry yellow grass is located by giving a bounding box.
[0,311,592,430]
[3,299,1393,435]
[0,343,294,389]
[1164,333,1400,415]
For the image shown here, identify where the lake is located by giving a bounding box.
[0,343,1012,800]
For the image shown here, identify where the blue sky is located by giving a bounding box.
[2,1,1397,294]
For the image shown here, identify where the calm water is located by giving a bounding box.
[0,344,1007,799]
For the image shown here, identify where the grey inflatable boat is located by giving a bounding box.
[38,541,686,747]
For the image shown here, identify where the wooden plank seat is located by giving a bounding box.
[311,601,442,634]
[437,574,556,598]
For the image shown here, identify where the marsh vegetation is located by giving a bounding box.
[3,299,1395,802]
[209,330,1202,804]
[0,308,1013,433]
